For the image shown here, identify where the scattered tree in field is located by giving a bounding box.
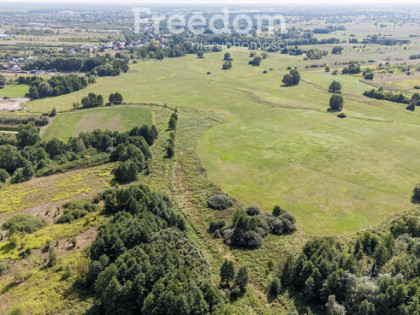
[197,50,204,58]
[224,52,232,61]
[342,61,361,74]
[268,277,281,297]
[109,92,123,105]
[220,260,235,286]
[331,46,344,55]
[223,60,232,70]
[364,72,374,80]
[261,52,268,59]
[282,69,301,86]
[81,93,104,108]
[249,56,262,66]
[329,80,342,93]
[306,48,325,60]
[235,266,249,292]
[49,107,57,117]
[413,183,420,202]
[48,247,57,267]
[407,93,420,111]
[329,94,344,111]
[325,66,330,72]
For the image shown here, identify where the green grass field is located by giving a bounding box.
[0,84,28,98]
[29,49,420,236]
[42,106,153,140]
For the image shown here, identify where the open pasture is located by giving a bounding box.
[30,48,420,235]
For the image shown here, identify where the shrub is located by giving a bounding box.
[56,199,97,224]
[337,112,347,118]
[246,205,261,216]
[208,220,226,233]
[0,169,9,183]
[413,184,420,202]
[2,214,46,234]
[272,205,285,217]
[0,262,7,275]
[268,277,281,297]
[207,195,233,210]
[364,72,374,80]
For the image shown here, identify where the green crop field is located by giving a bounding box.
[42,106,154,140]
[29,48,420,236]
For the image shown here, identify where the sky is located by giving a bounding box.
[1,0,419,4]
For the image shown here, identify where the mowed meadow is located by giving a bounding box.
[30,48,420,235]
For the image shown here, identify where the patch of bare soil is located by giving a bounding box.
[0,98,29,111]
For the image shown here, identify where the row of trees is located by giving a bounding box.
[166,111,178,158]
[23,55,129,77]
[27,74,91,99]
[0,122,157,184]
[363,88,420,111]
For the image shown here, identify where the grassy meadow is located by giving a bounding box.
[42,106,153,140]
[25,48,420,236]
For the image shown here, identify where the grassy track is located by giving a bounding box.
[42,106,153,140]
[28,48,420,236]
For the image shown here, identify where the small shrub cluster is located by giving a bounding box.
[56,199,97,224]
[220,260,249,299]
[209,205,296,249]
[2,214,46,235]
[364,87,408,103]
[282,69,301,86]
[207,195,233,210]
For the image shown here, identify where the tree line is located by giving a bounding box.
[23,74,93,100]
[23,55,129,77]
[0,122,158,185]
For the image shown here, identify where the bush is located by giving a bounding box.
[0,262,7,275]
[0,169,9,183]
[364,72,374,80]
[246,205,261,216]
[207,195,233,210]
[2,214,46,234]
[337,112,347,118]
[413,184,420,202]
[268,277,281,297]
[208,220,226,233]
